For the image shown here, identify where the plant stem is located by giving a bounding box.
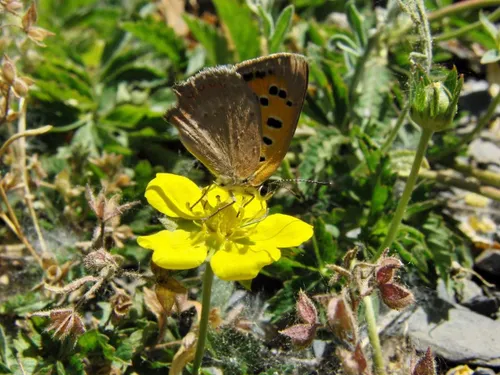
[16,98,50,260]
[453,162,500,189]
[374,128,434,260]
[431,90,500,161]
[381,103,410,153]
[415,0,433,72]
[427,0,500,22]
[191,263,215,374]
[363,295,386,375]
[434,7,500,41]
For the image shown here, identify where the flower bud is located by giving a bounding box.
[410,66,463,132]
[2,55,16,84]
[12,77,28,97]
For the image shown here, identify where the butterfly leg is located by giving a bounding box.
[189,184,215,211]
[203,191,237,221]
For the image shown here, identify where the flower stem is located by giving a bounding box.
[191,263,214,374]
[380,103,410,153]
[363,295,386,375]
[374,128,434,260]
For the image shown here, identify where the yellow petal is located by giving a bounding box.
[250,214,313,248]
[145,173,204,218]
[138,230,207,270]
[210,243,280,281]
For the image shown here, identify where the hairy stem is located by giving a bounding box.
[191,263,214,374]
[381,103,410,153]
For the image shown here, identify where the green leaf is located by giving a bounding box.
[269,5,294,53]
[346,2,367,47]
[323,61,349,126]
[257,5,274,38]
[102,104,151,129]
[78,330,116,360]
[0,326,14,370]
[479,11,499,44]
[313,217,338,264]
[56,361,67,375]
[114,330,144,362]
[213,0,261,61]
[184,15,231,65]
[121,19,184,66]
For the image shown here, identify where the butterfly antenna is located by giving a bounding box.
[275,178,335,187]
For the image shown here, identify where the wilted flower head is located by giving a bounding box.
[138,174,313,281]
[375,255,415,310]
[31,308,85,341]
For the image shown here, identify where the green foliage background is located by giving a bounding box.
[1,0,498,373]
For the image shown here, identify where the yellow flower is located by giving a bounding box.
[137,173,313,281]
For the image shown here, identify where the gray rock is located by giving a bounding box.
[456,279,483,305]
[473,367,496,375]
[475,250,500,275]
[468,139,500,165]
[382,295,500,367]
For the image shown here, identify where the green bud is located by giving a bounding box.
[410,66,464,132]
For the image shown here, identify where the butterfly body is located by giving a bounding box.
[165,53,308,188]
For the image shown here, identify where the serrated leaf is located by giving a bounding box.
[269,5,294,53]
[114,330,144,363]
[102,104,150,129]
[184,15,231,65]
[213,0,261,61]
[0,326,14,370]
[78,330,116,360]
[121,20,184,66]
[323,61,349,126]
[313,217,338,264]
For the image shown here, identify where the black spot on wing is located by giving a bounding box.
[266,117,282,129]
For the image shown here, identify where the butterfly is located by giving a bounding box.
[165,53,309,188]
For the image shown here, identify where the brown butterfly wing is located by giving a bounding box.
[235,53,309,186]
[165,67,262,185]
